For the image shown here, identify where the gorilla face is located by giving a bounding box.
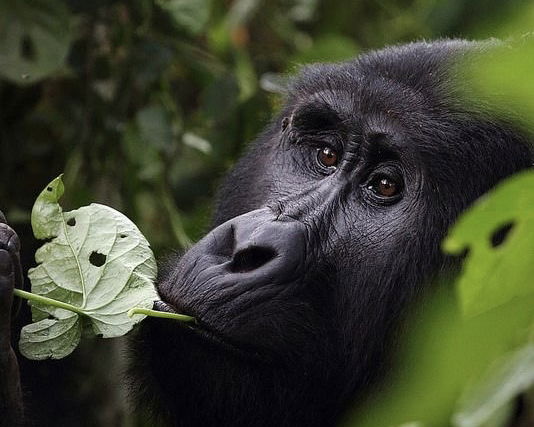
[131,41,532,426]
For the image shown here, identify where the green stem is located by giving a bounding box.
[13,289,195,324]
[13,289,86,316]
[127,307,196,323]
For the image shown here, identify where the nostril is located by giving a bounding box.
[230,246,277,273]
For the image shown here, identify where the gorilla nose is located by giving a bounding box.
[157,208,307,319]
[222,208,305,276]
[229,246,277,273]
[196,208,306,282]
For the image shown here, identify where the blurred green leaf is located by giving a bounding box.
[156,0,212,35]
[226,0,263,29]
[465,39,534,120]
[122,122,164,182]
[0,0,71,84]
[289,0,320,23]
[443,171,534,317]
[202,73,240,120]
[259,72,289,93]
[136,104,175,150]
[293,34,359,64]
[234,50,257,102]
[344,291,534,427]
[453,344,534,427]
[161,187,192,248]
[182,132,212,155]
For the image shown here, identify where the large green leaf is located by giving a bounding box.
[19,176,159,360]
[443,171,534,317]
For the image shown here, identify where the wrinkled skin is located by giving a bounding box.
[1,40,533,426]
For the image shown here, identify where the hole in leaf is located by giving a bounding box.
[21,34,36,61]
[89,251,106,267]
[490,222,515,248]
[120,234,127,238]
[47,187,53,192]
[47,315,56,320]
[67,218,76,226]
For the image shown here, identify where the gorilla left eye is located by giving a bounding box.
[369,175,401,198]
[317,147,339,168]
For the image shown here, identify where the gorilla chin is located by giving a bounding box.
[130,40,533,427]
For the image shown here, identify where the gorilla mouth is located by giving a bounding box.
[153,299,269,363]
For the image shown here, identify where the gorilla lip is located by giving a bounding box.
[154,299,268,362]
[153,300,182,314]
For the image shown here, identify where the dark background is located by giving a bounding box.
[0,0,530,425]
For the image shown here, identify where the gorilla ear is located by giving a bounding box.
[260,72,291,94]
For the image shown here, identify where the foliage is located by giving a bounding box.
[18,176,158,360]
[3,0,521,255]
[444,171,534,317]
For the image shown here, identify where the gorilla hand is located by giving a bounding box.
[0,211,24,426]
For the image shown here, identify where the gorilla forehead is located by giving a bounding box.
[291,40,475,102]
[282,43,463,164]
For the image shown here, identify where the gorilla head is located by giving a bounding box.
[131,40,532,426]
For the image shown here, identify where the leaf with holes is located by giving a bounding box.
[19,175,159,360]
[443,170,534,317]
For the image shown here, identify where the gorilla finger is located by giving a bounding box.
[0,225,23,317]
[0,250,14,337]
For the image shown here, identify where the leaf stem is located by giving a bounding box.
[127,307,196,323]
[13,289,86,316]
[13,290,195,324]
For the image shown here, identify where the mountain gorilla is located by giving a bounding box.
[0,40,532,426]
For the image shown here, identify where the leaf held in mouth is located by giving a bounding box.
[18,175,159,360]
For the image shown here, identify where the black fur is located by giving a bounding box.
[130,40,533,426]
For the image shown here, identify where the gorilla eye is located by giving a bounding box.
[369,175,401,198]
[317,147,338,168]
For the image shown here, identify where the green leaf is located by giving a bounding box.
[453,344,534,427]
[156,0,211,35]
[462,39,534,125]
[136,105,175,150]
[288,0,320,23]
[19,176,159,360]
[182,132,212,155]
[293,34,359,64]
[19,312,81,361]
[443,171,534,317]
[0,0,71,85]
